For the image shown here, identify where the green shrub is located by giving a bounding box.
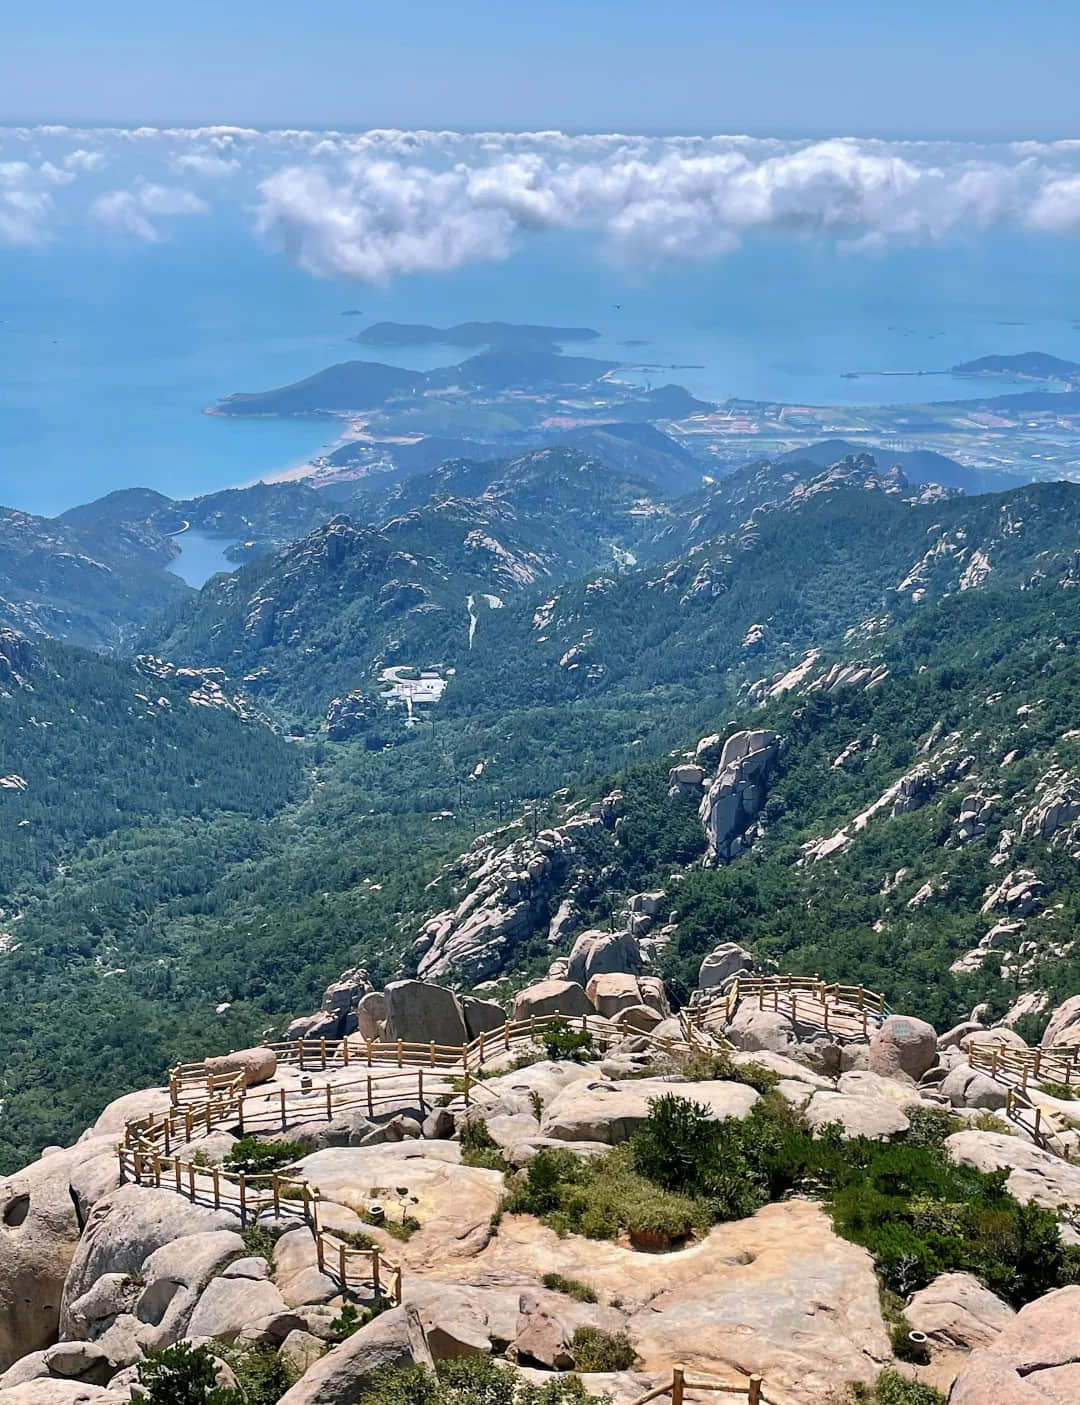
[1039,1080,1077,1100]
[541,1019,594,1063]
[214,1344,297,1405]
[134,1344,240,1405]
[541,1272,598,1302]
[329,1296,393,1339]
[903,1105,959,1150]
[569,1326,637,1371]
[223,1136,306,1176]
[848,1370,946,1404]
[240,1224,276,1260]
[352,1357,596,1405]
[459,1117,509,1172]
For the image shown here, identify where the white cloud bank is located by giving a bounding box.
[6,127,1080,276]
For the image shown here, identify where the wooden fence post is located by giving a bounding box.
[418,1067,424,1109]
[504,1022,510,1050]
[748,1375,762,1405]
[326,1084,333,1120]
[343,1038,350,1067]
[478,1031,485,1064]
[339,1241,348,1285]
[280,1088,287,1132]
[464,1070,471,1107]
[212,1168,221,1211]
[394,1265,403,1303]
[397,1039,404,1069]
[273,1174,280,1217]
[299,1039,306,1071]
[188,1163,196,1202]
[367,1040,374,1067]
[320,1038,328,1070]
[367,1076,374,1118]
[430,1040,436,1068]
[316,1232,324,1271]
[671,1366,684,1405]
[239,1173,247,1227]
[371,1247,381,1295]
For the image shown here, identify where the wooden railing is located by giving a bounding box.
[689,975,889,1040]
[969,1041,1080,1091]
[628,1365,767,1405]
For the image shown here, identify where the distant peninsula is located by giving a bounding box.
[352,321,601,353]
[950,351,1080,381]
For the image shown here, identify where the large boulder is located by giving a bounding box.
[59,1185,239,1331]
[566,931,641,987]
[945,1131,1080,1215]
[460,996,506,1042]
[805,1092,910,1141]
[0,1145,99,1370]
[585,973,644,1019]
[940,1064,1008,1111]
[950,1285,1080,1404]
[512,981,593,1022]
[725,1005,799,1055]
[540,1078,757,1145]
[187,1274,290,1343]
[322,968,371,1018]
[868,1014,938,1083]
[355,991,388,1042]
[905,1272,1014,1351]
[1042,995,1080,1049]
[698,943,754,991]
[203,1046,277,1088]
[699,730,780,865]
[383,980,467,1049]
[276,1304,434,1405]
[0,1385,117,1405]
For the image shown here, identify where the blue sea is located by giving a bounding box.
[4,216,1080,520]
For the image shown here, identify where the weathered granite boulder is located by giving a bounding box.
[1042,995,1080,1049]
[946,1131,1080,1215]
[355,991,388,1042]
[0,1145,101,1370]
[187,1274,290,1343]
[938,1020,985,1050]
[276,1304,434,1405]
[585,973,644,1018]
[950,1285,1080,1404]
[59,1185,240,1331]
[868,1014,938,1083]
[460,995,506,1041]
[540,1078,757,1145]
[384,980,467,1049]
[322,968,371,1017]
[512,981,593,1021]
[905,1272,1014,1351]
[725,1005,800,1055]
[940,1064,1008,1111]
[610,1004,665,1035]
[698,942,755,990]
[805,1091,910,1140]
[513,1290,627,1370]
[204,1045,276,1088]
[0,1384,118,1405]
[566,931,641,987]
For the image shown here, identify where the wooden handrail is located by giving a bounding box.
[625,1366,765,1405]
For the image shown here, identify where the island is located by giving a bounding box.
[351,321,601,353]
[950,351,1080,383]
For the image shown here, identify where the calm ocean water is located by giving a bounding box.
[3,219,1080,519]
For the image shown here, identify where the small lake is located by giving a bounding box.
[170,531,240,588]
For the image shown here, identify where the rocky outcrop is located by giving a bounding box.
[698,730,781,865]
[1021,770,1080,846]
[276,1304,434,1405]
[1042,995,1080,1049]
[946,1131,1080,1215]
[981,869,1048,918]
[566,930,641,987]
[950,1285,1080,1404]
[325,691,382,741]
[413,799,623,986]
[203,1046,276,1088]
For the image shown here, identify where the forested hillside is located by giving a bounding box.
[8,450,1080,1171]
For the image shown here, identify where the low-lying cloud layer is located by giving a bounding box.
[5,126,1080,277]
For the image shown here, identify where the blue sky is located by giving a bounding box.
[3,0,1078,138]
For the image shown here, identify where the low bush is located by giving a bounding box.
[541,1019,594,1063]
[541,1271,598,1302]
[569,1326,637,1371]
[459,1116,509,1172]
[902,1105,959,1150]
[353,1356,596,1405]
[508,1095,1080,1308]
[135,1342,297,1405]
[239,1224,276,1260]
[1039,1080,1077,1100]
[848,1371,945,1404]
[223,1136,306,1176]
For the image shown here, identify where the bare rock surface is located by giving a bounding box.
[186,1274,289,1343]
[458,1198,888,1402]
[293,1143,503,1268]
[276,1304,434,1405]
[950,1285,1080,1404]
[0,1145,104,1370]
[945,1131,1080,1215]
[539,1078,757,1145]
[905,1271,1015,1350]
[1042,995,1080,1049]
[805,1091,910,1140]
